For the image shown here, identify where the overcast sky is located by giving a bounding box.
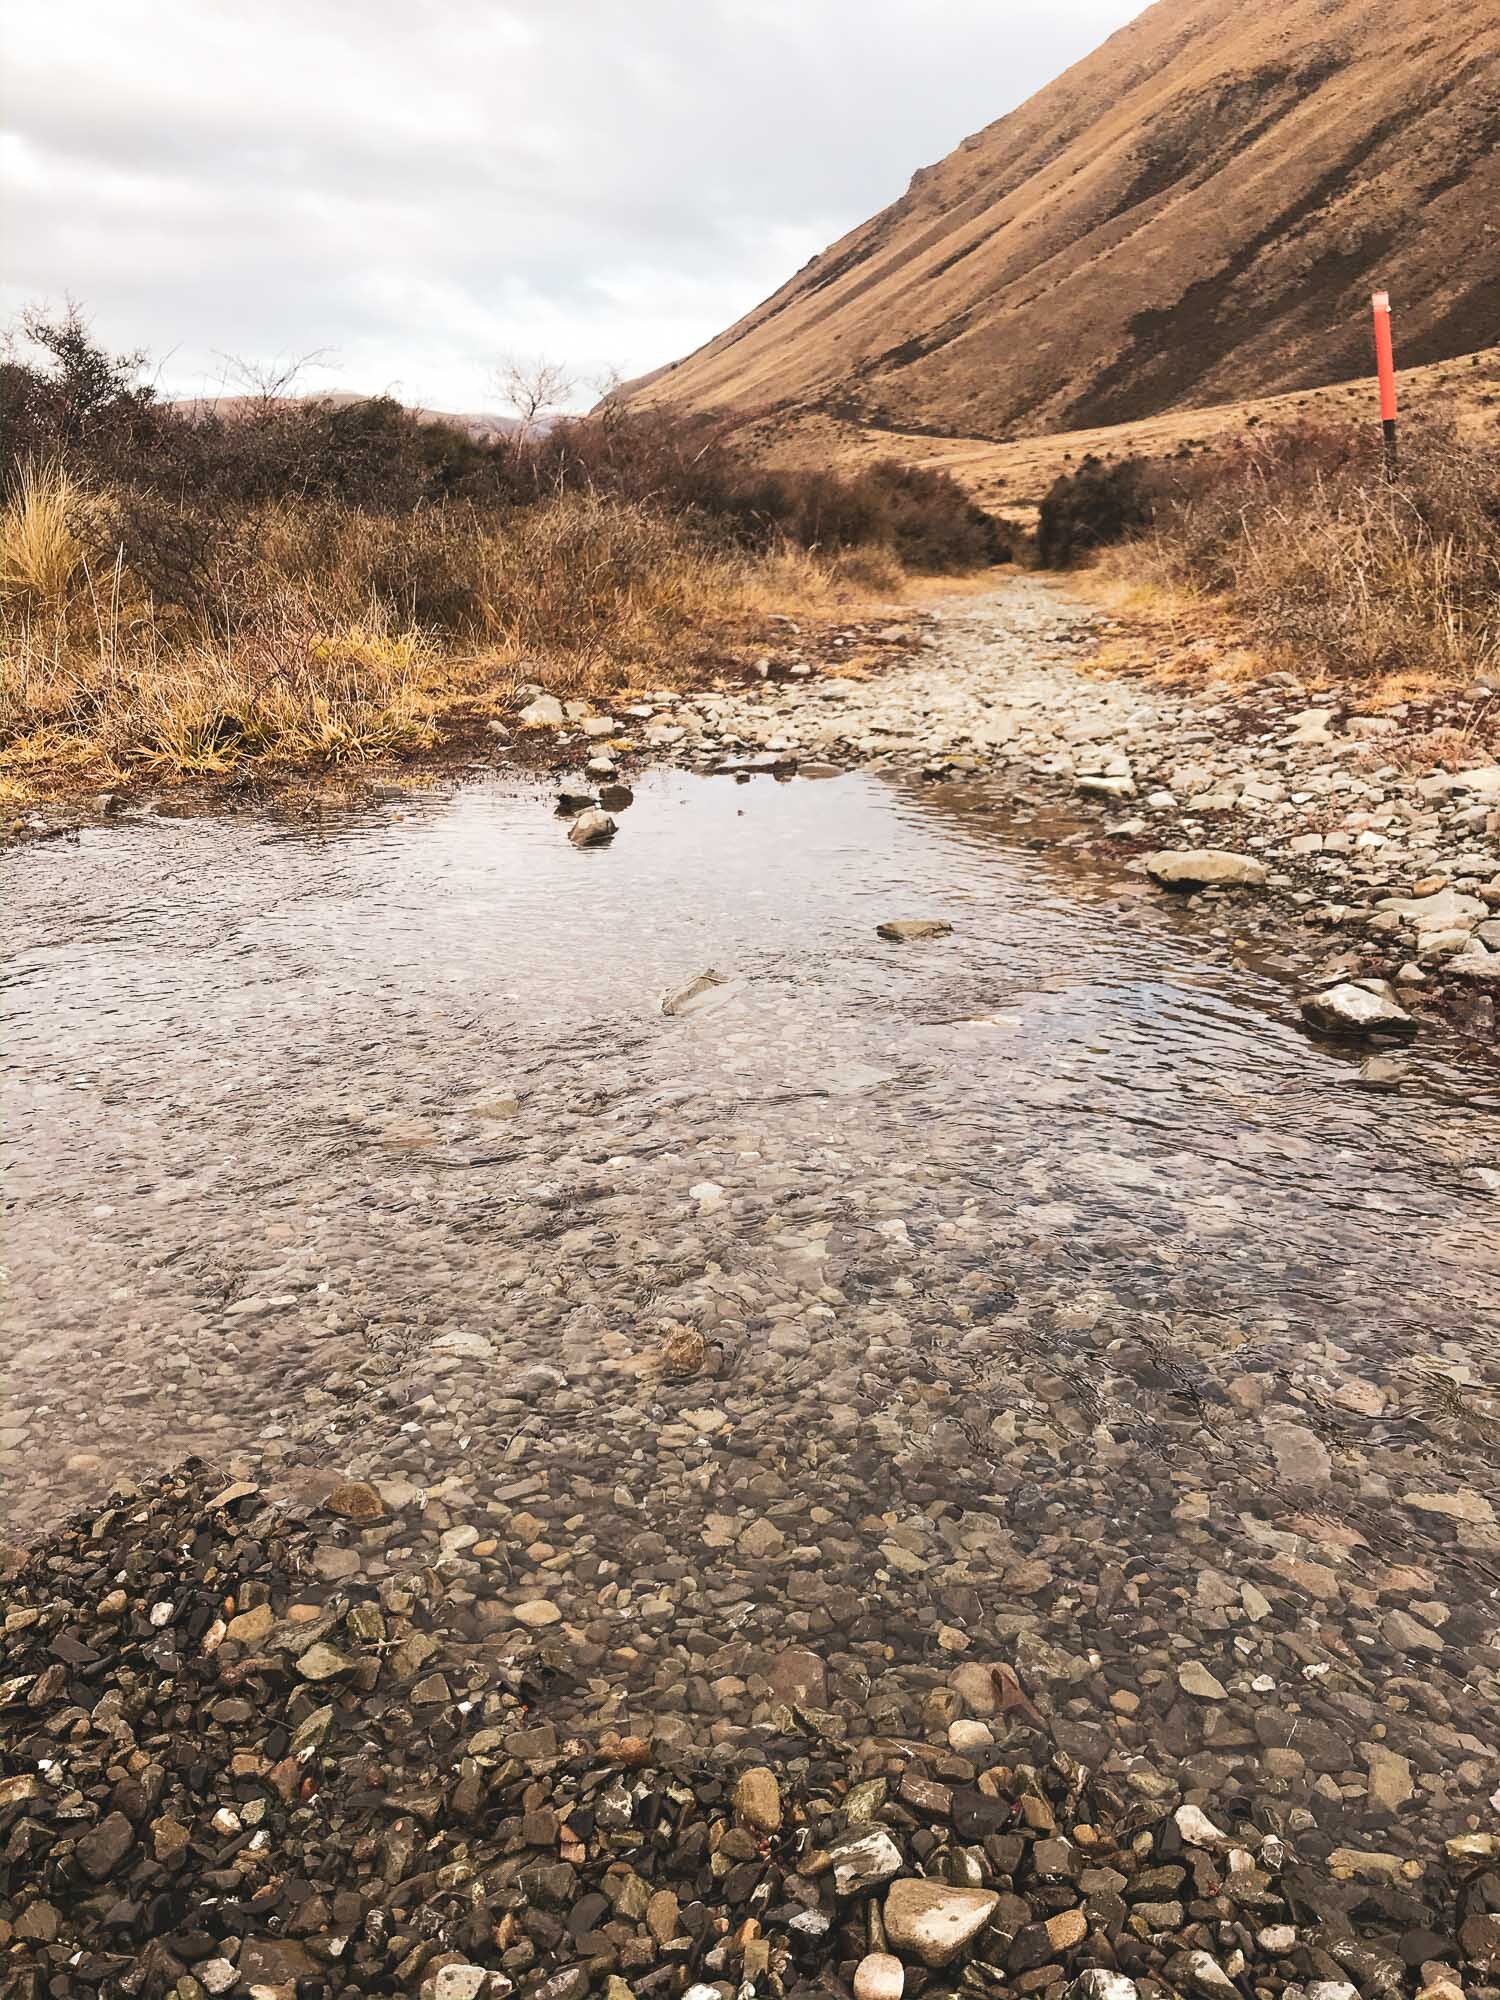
[4,0,1145,414]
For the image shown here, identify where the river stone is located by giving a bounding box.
[853,1952,905,2000]
[1265,1420,1332,1488]
[884,1879,999,1967]
[1446,949,1500,980]
[1379,885,1484,930]
[1070,1976,1140,2000]
[662,969,730,1017]
[323,1479,385,1522]
[1364,1746,1415,1813]
[1404,1488,1494,1525]
[767,1647,827,1707]
[76,1812,134,1880]
[1145,849,1267,889]
[297,1642,353,1681]
[1178,1660,1228,1700]
[1300,982,1416,1037]
[434,1970,494,2000]
[877,919,954,941]
[1174,1804,1233,1850]
[733,1766,782,1832]
[1184,1951,1241,2000]
[518,694,565,725]
[568,809,616,847]
[514,1599,562,1628]
[226,1601,275,1645]
[828,1827,905,1896]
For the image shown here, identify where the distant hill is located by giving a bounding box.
[171,393,523,442]
[623,0,1499,448]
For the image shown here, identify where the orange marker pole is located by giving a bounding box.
[1371,289,1398,480]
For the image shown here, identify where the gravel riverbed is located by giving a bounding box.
[3,579,1498,2000]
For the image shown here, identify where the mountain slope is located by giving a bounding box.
[627,0,1499,444]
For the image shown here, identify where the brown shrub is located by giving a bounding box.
[1096,418,1500,686]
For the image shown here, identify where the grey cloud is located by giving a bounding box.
[3,0,1143,410]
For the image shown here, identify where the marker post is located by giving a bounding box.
[1372,290,1398,480]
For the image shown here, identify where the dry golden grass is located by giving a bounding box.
[1082,424,1500,700]
[0,471,909,794]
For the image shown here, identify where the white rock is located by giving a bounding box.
[517,695,565,726]
[1175,1804,1233,1849]
[1378,886,1483,932]
[854,1953,905,2000]
[434,1970,494,2000]
[1145,849,1268,889]
[948,1719,995,1755]
[883,1878,999,1967]
[1069,1976,1139,2000]
[1447,949,1500,981]
[1300,982,1416,1038]
[828,1827,905,1896]
[1184,1951,1241,2000]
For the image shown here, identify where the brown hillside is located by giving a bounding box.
[627,0,1499,445]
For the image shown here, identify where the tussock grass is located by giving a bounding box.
[0,473,895,788]
[0,308,998,795]
[1089,419,1500,690]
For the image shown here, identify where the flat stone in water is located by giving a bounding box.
[877,918,953,940]
[567,808,615,847]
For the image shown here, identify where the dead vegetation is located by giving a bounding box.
[1065,417,1500,694]
[0,310,1001,797]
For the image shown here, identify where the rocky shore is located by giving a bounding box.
[4,1457,1497,2000]
[528,578,1500,1049]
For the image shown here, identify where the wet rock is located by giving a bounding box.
[1364,1745,1415,1813]
[1300,982,1417,1038]
[1183,1949,1241,2000]
[884,1879,1000,1967]
[1070,1976,1139,2000]
[1265,1419,1332,1488]
[663,969,730,1017]
[76,1811,134,1880]
[1145,850,1268,889]
[514,1599,563,1628]
[568,808,616,846]
[768,1647,827,1707]
[877,919,954,941]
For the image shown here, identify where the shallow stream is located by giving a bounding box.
[6,767,1500,1851]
